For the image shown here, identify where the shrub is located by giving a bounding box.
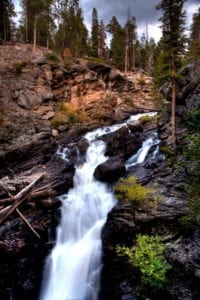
[14,61,27,73]
[160,144,175,156]
[179,132,200,231]
[117,234,171,290]
[139,114,158,125]
[51,102,78,128]
[45,52,59,62]
[114,176,159,209]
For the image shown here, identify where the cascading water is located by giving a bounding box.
[40,112,159,300]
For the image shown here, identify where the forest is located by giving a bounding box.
[0,0,199,73]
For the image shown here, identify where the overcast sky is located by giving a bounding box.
[13,0,199,42]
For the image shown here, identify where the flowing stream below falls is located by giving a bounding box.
[40,112,159,300]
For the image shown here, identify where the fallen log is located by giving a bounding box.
[0,173,45,225]
[16,208,41,239]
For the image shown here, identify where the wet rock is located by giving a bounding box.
[94,157,126,183]
[100,126,142,159]
[127,120,143,133]
[77,138,89,156]
[38,197,61,210]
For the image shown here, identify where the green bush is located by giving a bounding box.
[117,234,171,290]
[51,102,78,128]
[160,144,175,156]
[179,184,200,230]
[14,61,27,73]
[180,132,200,230]
[114,176,159,209]
[45,52,59,62]
[139,115,158,125]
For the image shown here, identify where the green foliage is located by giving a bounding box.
[154,0,186,87]
[139,115,158,125]
[180,107,200,230]
[45,52,59,62]
[114,176,159,209]
[108,16,125,70]
[51,102,78,128]
[160,145,175,156]
[117,234,170,290]
[187,109,200,132]
[0,0,16,41]
[14,61,27,73]
[86,56,107,64]
[188,7,200,62]
[91,7,99,57]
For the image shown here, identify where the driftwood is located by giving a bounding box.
[0,173,45,225]
[0,205,12,218]
[16,208,41,239]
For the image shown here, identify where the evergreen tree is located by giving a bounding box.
[0,0,15,41]
[156,0,186,147]
[20,0,54,49]
[189,7,200,61]
[124,15,137,72]
[54,0,88,57]
[108,16,125,70]
[98,20,108,60]
[91,7,99,57]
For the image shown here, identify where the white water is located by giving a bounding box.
[40,112,158,300]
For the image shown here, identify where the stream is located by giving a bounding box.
[40,112,159,300]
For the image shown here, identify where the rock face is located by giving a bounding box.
[100,62,200,300]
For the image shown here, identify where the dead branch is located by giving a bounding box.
[0,173,45,225]
[16,208,40,239]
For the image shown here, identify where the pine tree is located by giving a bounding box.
[108,16,125,70]
[189,7,200,61]
[156,0,186,147]
[91,7,99,57]
[124,15,137,72]
[19,0,54,49]
[0,0,15,41]
[98,20,107,60]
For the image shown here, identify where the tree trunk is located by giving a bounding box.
[125,42,128,73]
[171,52,176,147]
[33,15,37,54]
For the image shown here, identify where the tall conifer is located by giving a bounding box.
[156,0,186,147]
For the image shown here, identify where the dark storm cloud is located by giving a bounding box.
[81,0,199,27]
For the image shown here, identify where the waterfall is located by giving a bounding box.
[40,112,158,300]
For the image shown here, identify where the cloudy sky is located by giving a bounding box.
[13,0,199,42]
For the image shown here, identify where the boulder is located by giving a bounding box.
[94,156,126,183]
[127,120,143,133]
[100,126,142,159]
